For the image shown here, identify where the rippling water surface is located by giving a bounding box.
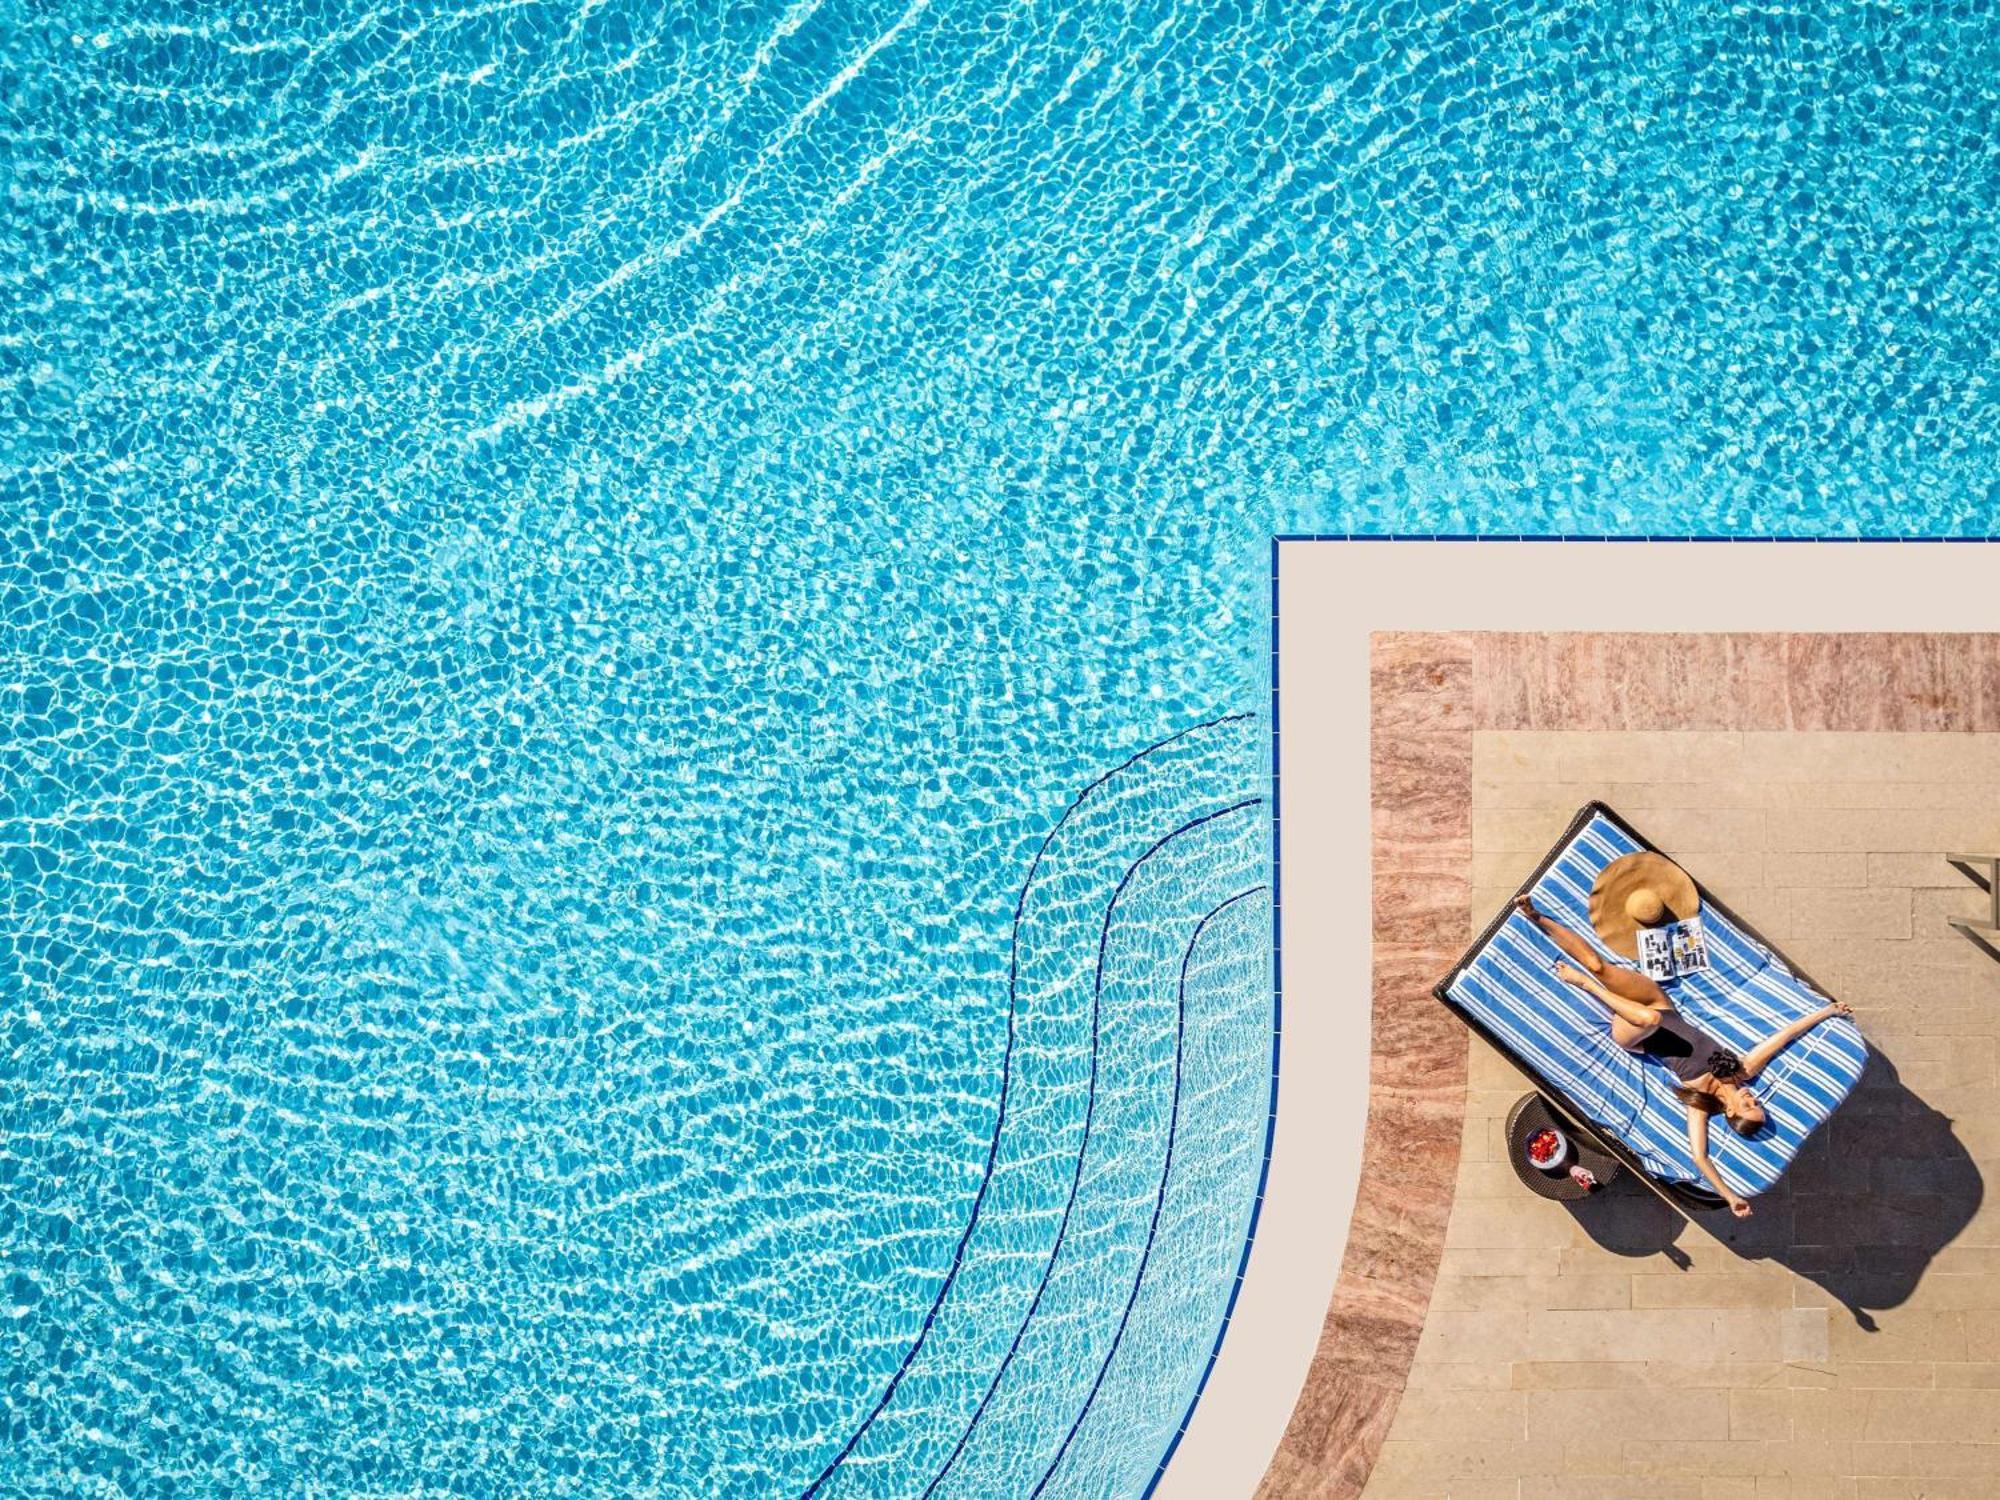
[4,1,1996,1494]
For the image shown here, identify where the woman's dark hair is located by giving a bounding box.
[1680,1081,1766,1136]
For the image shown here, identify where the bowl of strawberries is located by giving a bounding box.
[1524,1126,1570,1172]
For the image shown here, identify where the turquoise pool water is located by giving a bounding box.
[5,1,1995,1494]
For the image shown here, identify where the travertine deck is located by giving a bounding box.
[1369,729,2000,1500]
[1262,632,2000,1500]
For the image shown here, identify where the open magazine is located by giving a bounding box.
[1637,915,1711,982]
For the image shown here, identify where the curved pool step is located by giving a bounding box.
[802,712,1270,1498]
[932,822,1269,1500]
[1026,888,1270,1499]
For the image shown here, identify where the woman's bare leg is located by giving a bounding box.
[1553,961,1665,1047]
[1512,894,1603,969]
[1513,894,1669,1007]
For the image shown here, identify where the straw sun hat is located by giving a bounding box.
[1589,851,1700,959]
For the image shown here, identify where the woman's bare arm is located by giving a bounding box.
[1739,1002,1853,1081]
[1685,1106,1751,1217]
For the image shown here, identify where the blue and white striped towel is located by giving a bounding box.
[1447,810,1869,1196]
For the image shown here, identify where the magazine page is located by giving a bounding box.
[1671,915,1712,976]
[1637,926,1676,982]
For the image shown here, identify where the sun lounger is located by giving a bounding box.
[1435,803,1870,1211]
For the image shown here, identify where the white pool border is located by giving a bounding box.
[1155,537,2000,1500]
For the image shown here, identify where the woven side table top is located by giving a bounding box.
[1505,1092,1624,1200]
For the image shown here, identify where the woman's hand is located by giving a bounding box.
[1729,1197,1754,1219]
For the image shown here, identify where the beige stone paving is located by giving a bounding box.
[1362,732,2000,1500]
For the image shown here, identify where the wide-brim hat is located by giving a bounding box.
[1589,851,1700,958]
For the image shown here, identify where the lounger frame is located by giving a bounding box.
[1432,800,1838,1215]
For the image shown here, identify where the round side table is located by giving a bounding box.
[1505,1092,1623,1200]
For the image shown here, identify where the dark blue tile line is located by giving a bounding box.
[798,712,1255,1498]
[1270,532,2000,542]
[921,797,1264,1500]
[1140,542,1287,1498]
[1028,885,1269,1500]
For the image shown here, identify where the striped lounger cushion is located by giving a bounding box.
[1445,808,1869,1198]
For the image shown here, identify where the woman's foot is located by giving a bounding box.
[1552,960,1591,989]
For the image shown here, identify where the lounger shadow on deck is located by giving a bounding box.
[1562,1051,1982,1331]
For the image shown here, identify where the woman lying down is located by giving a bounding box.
[1513,891,1851,1218]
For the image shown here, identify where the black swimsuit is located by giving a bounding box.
[1641,1009,1741,1084]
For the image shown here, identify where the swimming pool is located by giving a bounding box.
[4,1,1993,1494]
